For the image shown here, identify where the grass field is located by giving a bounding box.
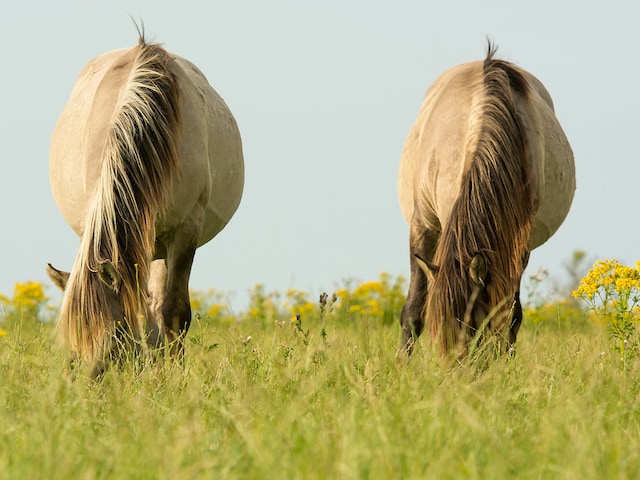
[1,276,640,479]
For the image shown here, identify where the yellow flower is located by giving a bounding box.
[0,329,8,338]
[13,282,48,309]
[206,304,224,318]
[574,258,640,315]
[348,304,362,314]
[364,299,383,317]
[354,281,384,296]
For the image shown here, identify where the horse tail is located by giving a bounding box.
[475,42,534,304]
[427,43,535,354]
[59,36,182,362]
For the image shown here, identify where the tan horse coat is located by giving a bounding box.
[398,47,575,355]
[51,47,243,247]
[49,39,243,374]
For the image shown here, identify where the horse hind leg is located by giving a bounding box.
[159,214,203,356]
[147,259,168,337]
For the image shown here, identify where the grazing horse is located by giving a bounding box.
[398,43,575,357]
[47,35,244,375]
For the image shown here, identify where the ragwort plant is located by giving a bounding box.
[573,259,640,369]
[333,272,406,325]
[0,282,57,336]
[189,287,237,324]
[0,281,55,326]
[189,273,406,328]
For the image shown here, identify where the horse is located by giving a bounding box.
[398,43,575,358]
[47,35,244,376]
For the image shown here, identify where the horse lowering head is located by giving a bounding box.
[418,250,524,357]
[49,33,242,377]
[47,262,126,325]
[396,43,573,360]
[46,261,165,375]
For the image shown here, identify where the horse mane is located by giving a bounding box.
[426,43,535,353]
[59,36,182,361]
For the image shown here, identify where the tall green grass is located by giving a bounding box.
[1,288,639,479]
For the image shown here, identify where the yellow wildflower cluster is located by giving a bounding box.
[573,259,640,367]
[283,289,316,321]
[189,273,407,326]
[14,282,49,311]
[1,281,51,321]
[244,284,282,323]
[573,259,640,303]
[333,272,406,325]
[189,287,237,324]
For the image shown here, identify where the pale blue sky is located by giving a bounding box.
[1,1,638,309]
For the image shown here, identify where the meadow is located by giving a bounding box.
[1,265,640,480]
